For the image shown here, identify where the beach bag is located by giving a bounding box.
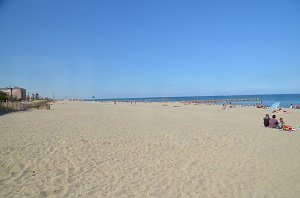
[283,125,293,131]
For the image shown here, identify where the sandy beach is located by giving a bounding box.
[0,101,300,197]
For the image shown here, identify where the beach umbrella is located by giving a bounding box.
[270,102,280,111]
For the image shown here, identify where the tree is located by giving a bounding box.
[27,93,30,101]
[0,91,8,101]
[35,93,39,100]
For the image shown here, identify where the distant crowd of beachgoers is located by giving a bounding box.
[256,102,300,109]
[94,100,300,113]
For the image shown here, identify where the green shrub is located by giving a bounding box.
[0,91,8,101]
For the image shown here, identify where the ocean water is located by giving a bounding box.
[91,94,300,108]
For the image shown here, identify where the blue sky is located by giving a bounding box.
[0,0,300,99]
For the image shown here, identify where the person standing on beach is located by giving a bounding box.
[269,115,278,128]
[263,114,270,127]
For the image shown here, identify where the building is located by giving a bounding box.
[0,87,27,101]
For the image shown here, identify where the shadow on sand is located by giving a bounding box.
[0,111,11,116]
[0,110,27,116]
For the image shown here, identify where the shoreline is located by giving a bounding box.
[82,93,300,108]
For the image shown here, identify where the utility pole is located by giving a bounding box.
[9,86,13,101]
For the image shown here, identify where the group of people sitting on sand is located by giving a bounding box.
[264,114,284,129]
[263,114,293,131]
[221,102,236,110]
[256,102,268,109]
[272,108,288,114]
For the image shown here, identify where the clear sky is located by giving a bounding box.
[0,0,299,99]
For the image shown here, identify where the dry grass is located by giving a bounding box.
[0,101,50,112]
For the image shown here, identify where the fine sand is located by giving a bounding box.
[0,101,300,197]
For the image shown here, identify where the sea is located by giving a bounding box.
[91,94,300,108]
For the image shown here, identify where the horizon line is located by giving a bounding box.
[87,93,300,100]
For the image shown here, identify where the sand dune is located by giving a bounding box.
[0,101,300,197]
